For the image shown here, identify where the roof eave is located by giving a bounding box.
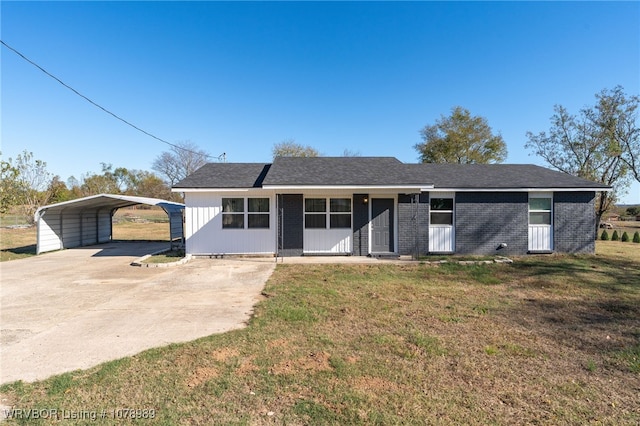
[262,184,433,191]
[172,187,262,192]
[35,194,184,221]
[429,187,611,192]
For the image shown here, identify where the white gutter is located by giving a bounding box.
[173,185,607,193]
[428,187,611,192]
[262,184,433,191]
[172,188,253,193]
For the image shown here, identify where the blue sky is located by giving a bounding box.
[2,1,639,203]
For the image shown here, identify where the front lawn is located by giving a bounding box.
[1,251,638,424]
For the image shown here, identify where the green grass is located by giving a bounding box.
[0,225,37,261]
[142,250,185,264]
[1,252,639,425]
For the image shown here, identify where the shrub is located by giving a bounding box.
[621,232,630,242]
[634,232,640,244]
[601,230,609,241]
[612,230,619,241]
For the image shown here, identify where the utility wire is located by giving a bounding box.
[1,39,213,159]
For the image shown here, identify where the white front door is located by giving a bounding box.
[528,225,552,251]
[429,194,455,253]
[429,226,454,252]
[528,194,553,251]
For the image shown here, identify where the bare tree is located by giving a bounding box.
[342,149,361,157]
[152,141,210,186]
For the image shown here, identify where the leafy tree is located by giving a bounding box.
[69,165,172,200]
[415,106,507,164]
[123,170,172,199]
[526,87,640,229]
[633,231,640,243]
[601,230,609,241]
[1,151,53,221]
[626,206,640,217]
[612,230,619,241]
[0,154,20,214]
[272,139,319,159]
[47,176,72,203]
[152,140,210,186]
[621,232,629,242]
[80,164,122,195]
[66,176,84,200]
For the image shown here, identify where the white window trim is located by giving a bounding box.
[429,194,455,227]
[367,195,399,255]
[528,193,553,226]
[304,197,352,230]
[428,193,455,253]
[222,197,270,230]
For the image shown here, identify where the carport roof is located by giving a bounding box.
[35,194,184,220]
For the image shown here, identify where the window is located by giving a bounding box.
[529,197,552,225]
[330,198,351,228]
[305,198,327,229]
[305,197,351,229]
[430,197,453,225]
[222,198,270,229]
[248,198,270,228]
[222,198,244,229]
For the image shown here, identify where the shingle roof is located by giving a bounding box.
[173,163,271,188]
[263,157,428,186]
[404,164,611,189]
[172,158,610,190]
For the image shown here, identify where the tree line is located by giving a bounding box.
[0,141,210,221]
[1,86,638,226]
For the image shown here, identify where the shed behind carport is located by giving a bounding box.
[35,194,184,254]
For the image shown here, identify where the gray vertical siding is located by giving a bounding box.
[455,192,529,255]
[352,194,369,256]
[278,194,304,256]
[398,194,429,257]
[554,191,596,253]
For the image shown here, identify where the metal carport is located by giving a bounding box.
[34,194,185,254]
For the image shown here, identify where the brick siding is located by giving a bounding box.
[455,192,529,255]
[553,191,596,253]
[398,194,429,256]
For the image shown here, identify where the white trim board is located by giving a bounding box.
[427,187,609,192]
[263,185,431,191]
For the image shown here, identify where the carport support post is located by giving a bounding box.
[95,209,99,245]
[412,193,419,260]
[79,208,84,247]
[35,210,43,255]
[110,209,116,242]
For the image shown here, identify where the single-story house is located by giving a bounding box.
[172,157,610,257]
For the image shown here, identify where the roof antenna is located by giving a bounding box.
[217,153,226,163]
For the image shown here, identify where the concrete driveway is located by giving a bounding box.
[0,242,275,384]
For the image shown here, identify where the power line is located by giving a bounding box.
[1,39,213,159]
